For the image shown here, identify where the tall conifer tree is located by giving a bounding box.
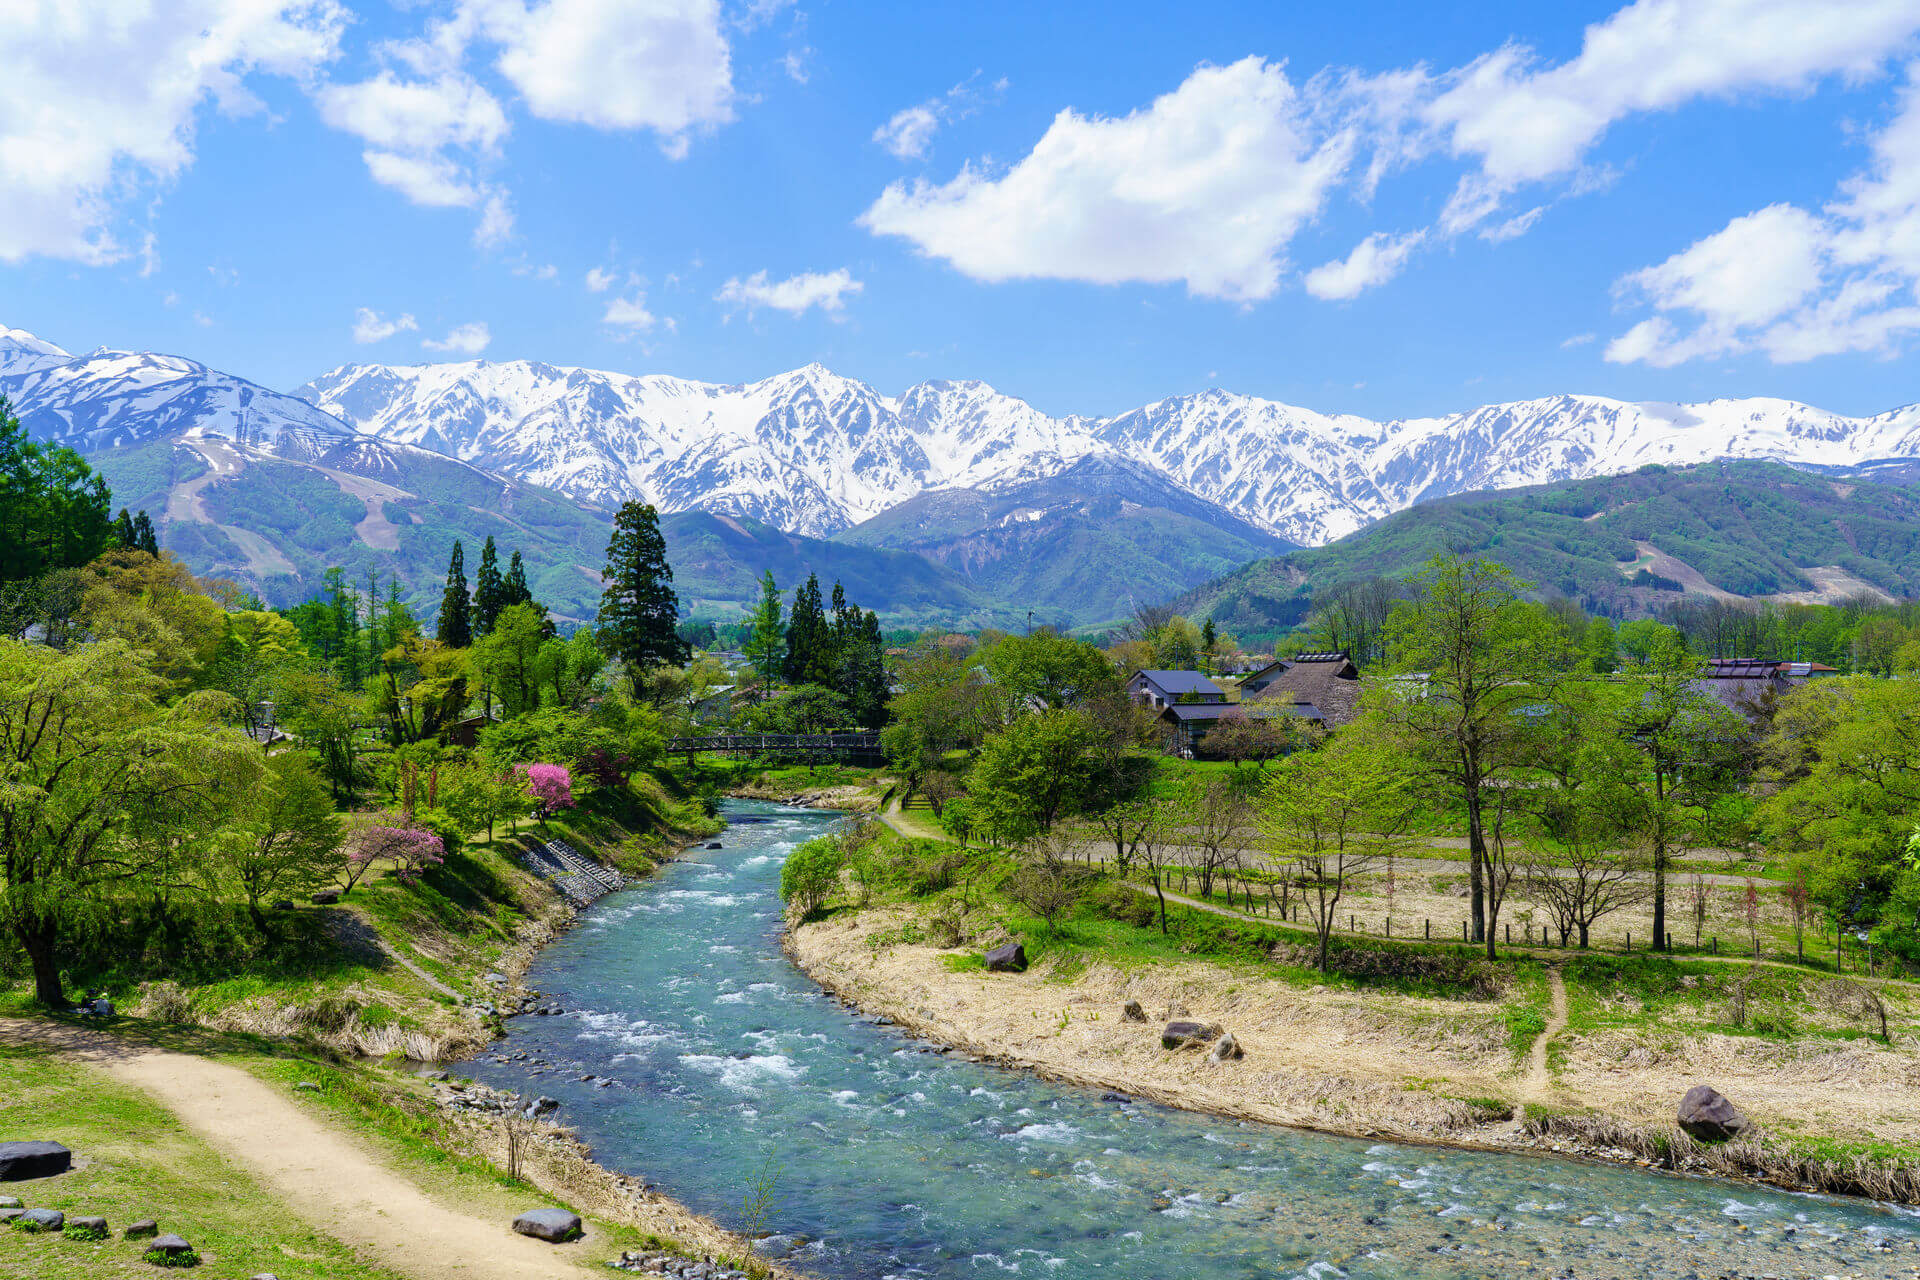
[502,550,533,609]
[746,570,784,695]
[472,536,505,636]
[783,574,834,686]
[437,541,471,648]
[597,501,688,691]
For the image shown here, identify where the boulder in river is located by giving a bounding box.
[1209,1032,1244,1062]
[0,1140,71,1181]
[513,1208,583,1242]
[1121,999,1147,1022]
[1160,1021,1220,1049]
[985,942,1026,973]
[1676,1085,1748,1142]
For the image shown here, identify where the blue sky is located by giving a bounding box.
[5,0,1920,420]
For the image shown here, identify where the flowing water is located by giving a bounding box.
[462,803,1920,1279]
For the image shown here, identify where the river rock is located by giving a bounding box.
[985,942,1026,972]
[1161,1020,1220,1049]
[1210,1031,1244,1062]
[125,1218,159,1238]
[513,1208,583,1242]
[1677,1085,1748,1142]
[527,1096,559,1118]
[1121,999,1147,1022]
[145,1233,194,1258]
[21,1208,64,1230]
[750,1233,800,1258]
[0,1140,71,1181]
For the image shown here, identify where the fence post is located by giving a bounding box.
[1425,919,1430,940]
[1666,932,1672,952]
[1711,936,1716,955]
[1385,918,1391,938]
[1462,920,1467,942]
[1505,923,1510,945]
[1626,932,1631,952]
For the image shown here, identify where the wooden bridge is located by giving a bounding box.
[666,731,885,764]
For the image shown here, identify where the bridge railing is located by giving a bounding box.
[665,732,883,755]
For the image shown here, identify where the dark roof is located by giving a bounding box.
[1159,702,1238,721]
[1131,670,1225,697]
[1244,652,1362,726]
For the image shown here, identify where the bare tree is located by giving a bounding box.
[1188,777,1249,899]
[1523,819,1648,949]
[1007,833,1091,936]
[1133,805,1177,934]
[1781,866,1811,961]
[1089,798,1156,878]
[1688,874,1713,947]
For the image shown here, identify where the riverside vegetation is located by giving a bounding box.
[776,555,1920,1206]
[0,413,804,1277]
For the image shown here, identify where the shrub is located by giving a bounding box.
[1090,881,1156,929]
[137,980,194,1024]
[780,836,846,918]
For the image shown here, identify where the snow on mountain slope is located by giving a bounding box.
[0,326,73,378]
[301,351,1920,546]
[4,344,356,454]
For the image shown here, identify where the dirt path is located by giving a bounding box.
[1,1019,600,1280]
[1524,968,1568,1102]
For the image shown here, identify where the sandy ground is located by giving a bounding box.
[789,906,1920,1174]
[1,1018,789,1280]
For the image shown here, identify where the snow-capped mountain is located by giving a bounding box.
[300,355,1920,545]
[3,337,357,454]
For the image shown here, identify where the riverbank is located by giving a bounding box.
[788,902,1920,1206]
[0,795,809,1280]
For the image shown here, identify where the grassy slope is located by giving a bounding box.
[1177,459,1920,640]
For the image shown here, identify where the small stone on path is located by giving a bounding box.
[512,1208,583,1242]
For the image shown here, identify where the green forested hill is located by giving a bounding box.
[1178,460,1920,640]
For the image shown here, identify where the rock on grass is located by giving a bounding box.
[513,1208,583,1242]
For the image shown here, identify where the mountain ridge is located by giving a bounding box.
[298,352,1920,546]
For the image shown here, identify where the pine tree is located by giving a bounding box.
[502,550,534,609]
[850,610,890,729]
[783,574,834,687]
[597,501,689,691]
[746,570,784,694]
[437,541,472,649]
[131,510,159,556]
[111,507,136,548]
[1201,617,1218,676]
[472,535,505,637]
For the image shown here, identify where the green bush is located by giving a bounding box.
[1089,881,1156,929]
[779,836,846,918]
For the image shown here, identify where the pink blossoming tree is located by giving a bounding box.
[342,821,446,892]
[517,763,576,825]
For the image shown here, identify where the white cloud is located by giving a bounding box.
[422,321,492,354]
[603,295,658,330]
[0,0,346,264]
[1303,230,1425,300]
[735,0,795,32]
[478,0,735,157]
[1608,70,1920,368]
[872,71,1007,160]
[873,105,942,161]
[474,191,514,248]
[1426,0,1920,232]
[585,266,617,292]
[317,70,509,213]
[861,58,1351,302]
[1560,332,1596,348]
[782,47,812,85]
[353,308,420,343]
[715,268,863,316]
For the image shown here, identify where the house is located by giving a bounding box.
[1240,651,1364,728]
[1695,657,1838,715]
[1125,669,1226,710]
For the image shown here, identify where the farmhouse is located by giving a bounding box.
[1694,657,1838,715]
[1240,651,1365,728]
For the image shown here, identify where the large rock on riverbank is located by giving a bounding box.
[513,1208,583,1242]
[1677,1086,1748,1142]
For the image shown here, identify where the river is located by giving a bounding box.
[460,802,1919,1279]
